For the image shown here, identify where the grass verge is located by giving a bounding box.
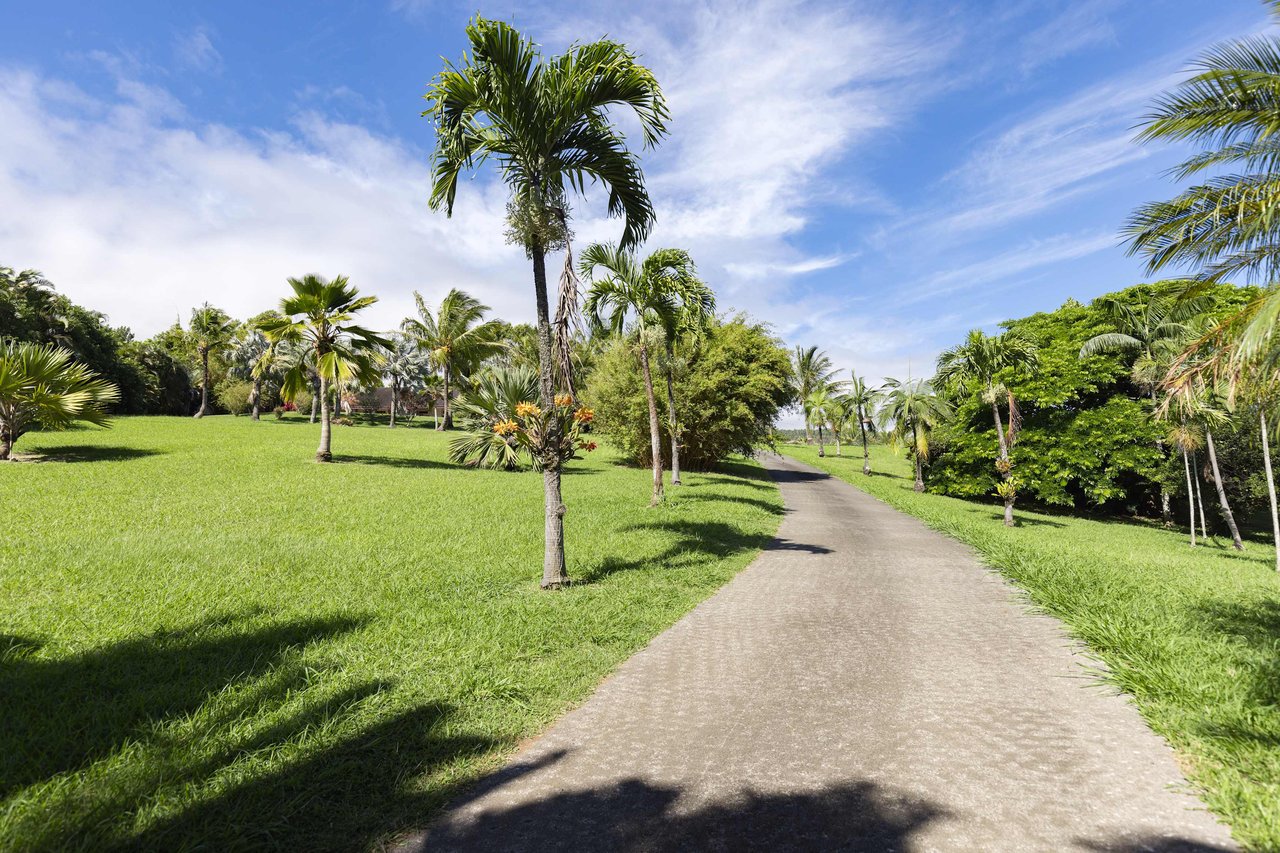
[781,442,1280,851]
[0,416,782,851]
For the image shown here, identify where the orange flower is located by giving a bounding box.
[573,407,595,424]
[578,440,598,452]
[493,420,519,436]
[555,393,574,407]
[515,401,542,418]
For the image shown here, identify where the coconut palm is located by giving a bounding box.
[805,387,836,458]
[582,243,704,505]
[189,304,236,418]
[258,275,388,462]
[828,392,855,457]
[937,329,1038,526]
[793,346,836,443]
[0,341,119,459]
[383,333,433,428]
[661,275,714,486]
[401,289,505,430]
[425,17,667,587]
[847,373,880,475]
[878,377,951,493]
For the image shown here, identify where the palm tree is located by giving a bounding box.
[581,243,704,505]
[401,289,505,430]
[805,387,836,458]
[828,393,855,457]
[847,373,880,475]
[448,365,542,470]
[879,377,951,492]
[189,304,236,418]
[258,275,388,462]
[937,329,1038,526]
[0,341,119,460]
[1166,421,1205,547]
[383,333,432,428]
[229,328,270,420]
[661,275,714,486]
[425,17,668,587]
[793,346,835,443]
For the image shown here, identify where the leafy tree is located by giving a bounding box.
[0,342,119,460]
[401,289,505,430]
[581,243,707,505]
[189,304,237,418]
[879,377,951,492]
[425,16,668,587]
[586,315,794,470]
[258,275,389,462]
[846,373,880,475]
[937,329,1038,526]
[792,346,835,443]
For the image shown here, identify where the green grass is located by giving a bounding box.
[0,416,783,851]
[782,442,1280,852]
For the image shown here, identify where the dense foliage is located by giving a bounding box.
[586,316,794,470]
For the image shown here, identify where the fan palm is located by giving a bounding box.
[847,373,880,475]
[582,243,705,505]
[425,16,668,587]
[448,365,542,470]
[401,289,505,430]
[879,377,951,492]
[383,333,433,428]
[189,304,236,418]
[937,329,1038,526]
[230,329,270,420]
[258,275,389,462]
[792,346,835,444]
[0,341,119,460]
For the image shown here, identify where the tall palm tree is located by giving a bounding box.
[879,377,951,492]
[792,346,835,444]
[805,387,836,458]
[189,304,236,418]
[661,274,715,486]
[847,373,880,475]
[230,328,270,420]
[258,275,388,462]
[401,289,505,430]
[937,329,1038,526]
[828,392,855,457]
[582,244,702,505]
[0,341,119,460]
[425,16,668,588]
[1166,421,1205,547]
[383,333,432,428]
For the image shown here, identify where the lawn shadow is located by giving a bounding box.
[16,445,165,463]
[1195,598,1280,712]
[674,491,786,515]
[1075,836,1235,852]
[334,453,454,470]
[410,761,950,851]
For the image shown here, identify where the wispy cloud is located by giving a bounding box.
[173,25,223,74]
[723,253,854,281]
[1017,0,1117,74]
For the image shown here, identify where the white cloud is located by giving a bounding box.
[1017,0,1117,75]
[173,26,223,74]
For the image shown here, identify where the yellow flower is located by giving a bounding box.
[555,393,574,407]
[573,407,595,424]
[515,402,542,418]
[492,420,519,436]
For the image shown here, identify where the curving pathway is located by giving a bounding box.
[403,453,1237,852]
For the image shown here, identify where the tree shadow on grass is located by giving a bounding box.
[16,445,165,463]
[1196,598,1280,709]
[674,491,786,515]
[412,764,950,852]
[333,453,455,470]
[579,519,828,584]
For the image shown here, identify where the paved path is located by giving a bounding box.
[406,454,1237,852]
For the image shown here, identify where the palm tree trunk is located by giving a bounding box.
[0,431,11,461]
[532,244,568,588]
[1182,449,1196,546]
[441,364,452,430]
[911,423,924,492]
[195,348,210,418]
[817,424,825,457]
[834,429,841,456]
[250,377,261,421]
[859,409,871,475]
[317,376,333,462]
[1192,451,1208,539]
[665,365,681,486]
[638,340,664,506]
[1153,391,1171,526]
[389,380,397,428]
[310,377,318,424]
[1262,411,1280,572]
[1205,430,1244,550]
[992,398,1015,526]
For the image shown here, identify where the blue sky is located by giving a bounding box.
[0,0,1272,423]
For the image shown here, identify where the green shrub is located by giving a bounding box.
[213,379,253,416]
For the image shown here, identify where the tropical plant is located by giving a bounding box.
[188,304,237,418]
[425,15,668,586]
[581,243,707,505]
[804,387,835,458]
[1166,421,1206,547]
[937,329,1038,526]
[229,327,270,420]
[827,392,855,457]
[258,275,389,462]
[401,289,505,430]
[792,346,836,443]
[847,373,880,475]
[448,365,541,469]
[660,275,714,486]
[878,377,951,492]
[383,333,434,428]
[0,341,119,459]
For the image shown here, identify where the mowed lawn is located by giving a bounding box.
[782,442,1280,851]
[0,416,783,851]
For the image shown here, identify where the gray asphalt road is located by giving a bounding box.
[404,453,1237,852]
